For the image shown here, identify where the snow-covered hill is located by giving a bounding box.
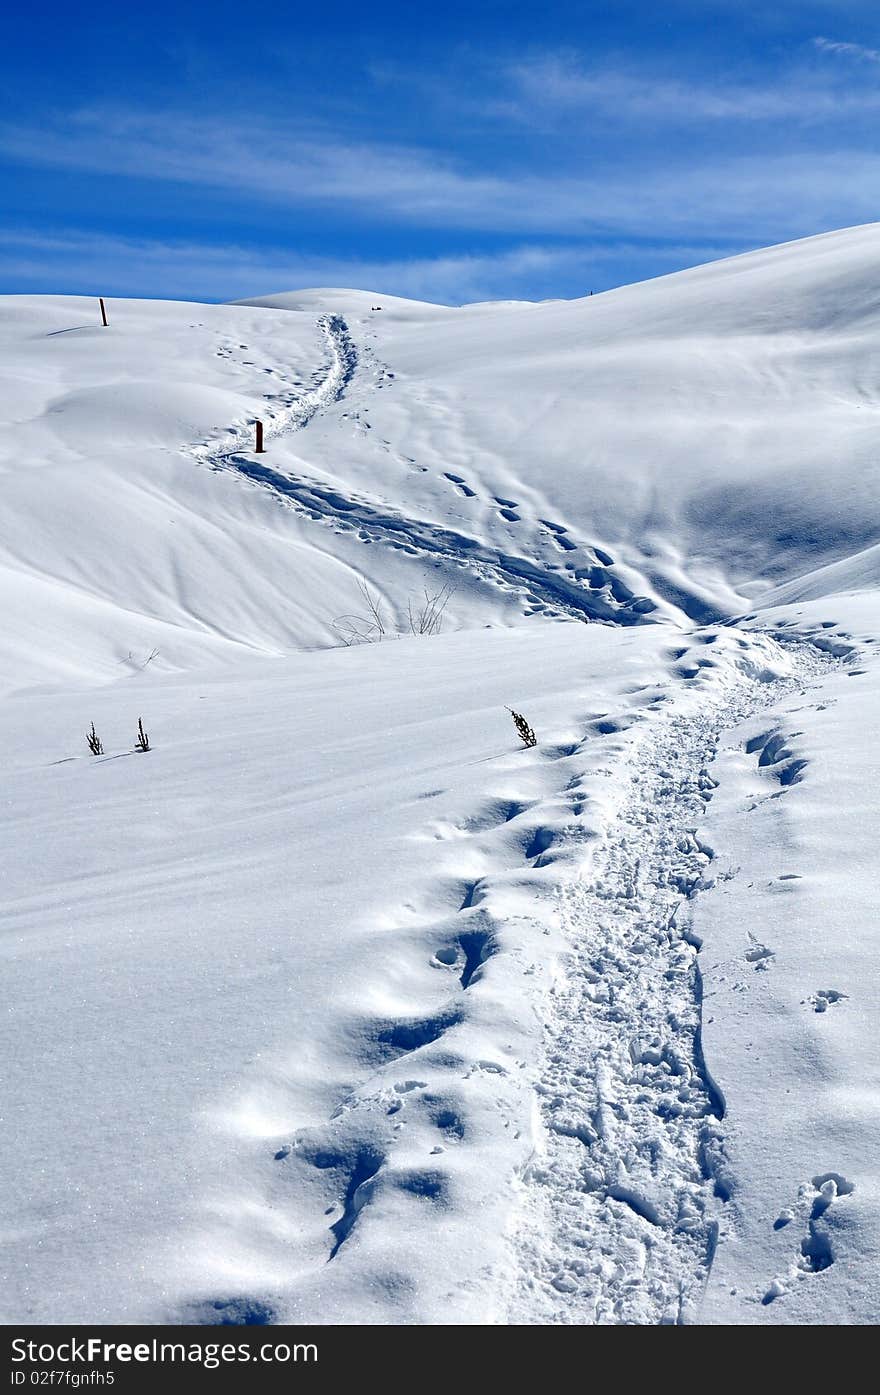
[1,226,878,1325]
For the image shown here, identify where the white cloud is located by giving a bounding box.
[0,228,741,304]
[0,109,544,228]
[502,53,880,123]
[4,108,880,245]
[814,36,880,64]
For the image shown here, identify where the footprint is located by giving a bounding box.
[424,1097,465,1140]
[443,472,476,498]
[746,730,808,788]
[762,1173,854,1303]
[432,927,496,989]
[376,1006,463,1055]
[806,989,848,1013]
[460,798,533,832]
[394,1169,447,1201]
[586,566,614,590]
[799,1175,854,1275]
[324,1148,385,1258]
[185,1297,276,1325]
[539,518,578,551]
[592,717,628,736]
[426,798,533,841]
[545,741,580,760]
[458,879,484,911]
[811,1172,855,1209]
[466,1059,507,1077]
[523,826,557,862]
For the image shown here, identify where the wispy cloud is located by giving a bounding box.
[3,108,880,246]
[0,109,549,229]
[814,36,880,64]
[500,52,880,124]
[0,227,741,303]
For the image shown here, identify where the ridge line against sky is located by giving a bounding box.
[2,1,880,304]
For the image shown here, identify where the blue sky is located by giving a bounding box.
[2,0,880,303]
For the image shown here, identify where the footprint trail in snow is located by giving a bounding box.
[504,636,837,1325]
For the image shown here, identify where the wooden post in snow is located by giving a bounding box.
[99,297,108,327]
[255,420,265,453]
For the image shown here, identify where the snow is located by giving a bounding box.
[694,597,880,1324]
[1,225,879,1325]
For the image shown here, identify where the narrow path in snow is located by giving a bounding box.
[191,314,357,461]
[217,454,657,626]
[189,315,660,627]
[503,636,837,1325]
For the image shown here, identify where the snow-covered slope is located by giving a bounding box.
[5,223,880,692]
[1,226,879,1325]
[241,224,880,622]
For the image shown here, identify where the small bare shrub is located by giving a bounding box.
[507,707,537,749]
[333,580,387,645]
[135,718,151,752]
[407,584,455,636]
[86,722,103,756]
[117,648,159,671]
[333,580,455,645]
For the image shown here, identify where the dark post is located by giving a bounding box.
[99,297,108,327]
[255,420,265,453]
